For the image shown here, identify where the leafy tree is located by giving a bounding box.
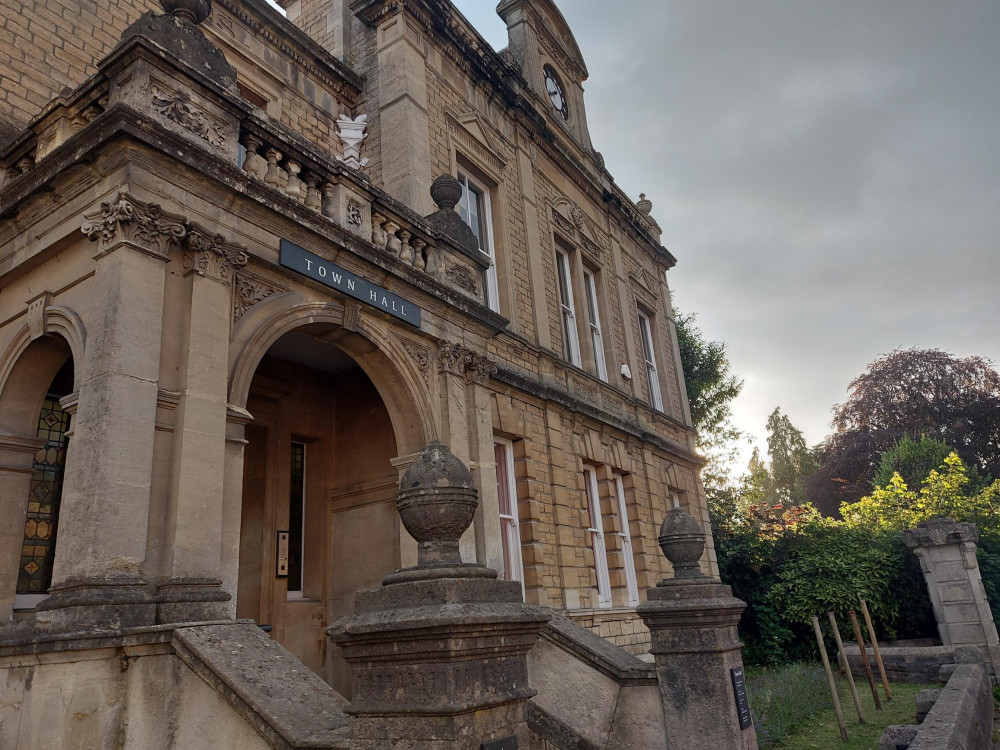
[673,309,745,491]
[764,407,818,506]
[872,435,988,495]
[807,348,1000,514]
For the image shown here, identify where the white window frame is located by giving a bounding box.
[638,312,663,411]
[612,474,640,607]
[287,441,306,600]
[458,172,500,313]
[494,439,524,594]
[556,249,581,367]
[582,269,607,381]
[583,467,612,608]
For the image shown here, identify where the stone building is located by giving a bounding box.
[0,0,735,746]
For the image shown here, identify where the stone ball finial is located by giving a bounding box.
[430,174,463,212]
[160,0,212,24]
[397,441,478,568]
[658,507,706,579]
[636,193,653,216]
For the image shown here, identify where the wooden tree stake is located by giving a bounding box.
[850,610,882,710]
[860,597,893,701]
[812,616,849,743]
[828,612,866,723]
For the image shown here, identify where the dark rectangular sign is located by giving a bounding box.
[731,666,753,729]
[480,737,517,750]
[279,239,421,328]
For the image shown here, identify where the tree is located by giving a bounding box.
[872,435,986,494]
[807,348,1000,514]
[764,407,818,506]
[673,309,745,491]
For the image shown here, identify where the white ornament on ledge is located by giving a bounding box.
[336,113,370,169]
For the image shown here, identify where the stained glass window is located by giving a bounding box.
[16,397,70,595]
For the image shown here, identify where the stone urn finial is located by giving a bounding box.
[658,507,706,580]
[396,441,478,569]
[430,174,462,212]
[160,0,212,24]
[636,193,653,216]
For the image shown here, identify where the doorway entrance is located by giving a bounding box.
[236,325,403,692]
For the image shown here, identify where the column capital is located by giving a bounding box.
[82,191,186,259]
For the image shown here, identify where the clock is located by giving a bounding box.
[543,65,568,120]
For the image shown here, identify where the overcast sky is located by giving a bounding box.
[453,0,1000,463]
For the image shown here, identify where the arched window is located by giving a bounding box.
[14,359,73,609]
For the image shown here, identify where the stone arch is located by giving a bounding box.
[0,305,85,410]
[228,292,434,455]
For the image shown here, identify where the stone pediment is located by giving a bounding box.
[629,265,660,300]
[446,110,505,177]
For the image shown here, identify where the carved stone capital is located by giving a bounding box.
[183,223,248,285]
[437,342,496,385]
[81,192,187,257]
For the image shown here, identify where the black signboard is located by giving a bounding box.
[480,737,517,750]
[731,666,753,729]
[279,239,421,328]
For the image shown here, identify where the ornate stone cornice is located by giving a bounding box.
[81,192,187,257]
[903,517,979,549]
[184,223,248,284]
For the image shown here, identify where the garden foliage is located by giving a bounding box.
[712,451,999,665]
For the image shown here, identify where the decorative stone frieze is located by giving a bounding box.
[401,339,430,382]
[233,271,286,322]
[183,224,248,284]
[81,192,187,257]
[446,263,479,294]
[150,84,227,147]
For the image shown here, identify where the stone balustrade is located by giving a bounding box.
[238,124,480,301]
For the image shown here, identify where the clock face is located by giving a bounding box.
[544,65,568,120]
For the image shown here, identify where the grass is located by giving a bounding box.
[767,677,931,749]
[747,662,933,749]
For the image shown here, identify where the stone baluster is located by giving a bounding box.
[425,243,441,276]
[398,229,413,264]
[304,172,321,210]
[322,182,337,219]
[263,147,282,187]
[384,221,401,257]
[284,160,304,201]
[372,212,387,249]
[241,134,263,178]
[412,237,427,271]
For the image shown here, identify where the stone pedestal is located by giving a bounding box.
[905,518,1000,675]
[637,508,758,750]
[327,441,550,750]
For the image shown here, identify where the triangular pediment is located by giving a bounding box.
[629,265,660,299]
[446,110,506,176]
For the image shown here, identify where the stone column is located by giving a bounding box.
[904,518,1000,674]
[36,192,183,631]
[155,226,246,622]
[637,508,759,750]
[328,441,550,750]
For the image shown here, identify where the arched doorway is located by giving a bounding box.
[0,334,75,620]
[234,321,418,693]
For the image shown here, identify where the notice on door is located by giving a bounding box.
[280,239,421,328]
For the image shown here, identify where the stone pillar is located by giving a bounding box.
[155,226,246,622]
[35,193,183,631]
[904,518,1000,674]
[637,508,759,750]
[328,441,550,750]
